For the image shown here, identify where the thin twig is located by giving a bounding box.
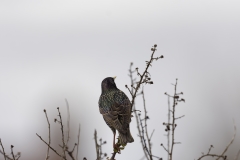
[66,143,77,160]
[138,113,152,159]
[14,152,21,160]
[175,115,185,120]
[0,149,14,160]
[169,79,178,160]
[0,139,7,160]
[142,88,153,160]
[197,154,226,160]
[129,63,149,160]
[76,124,80,160]
[65,99,71,146]
[197,120,236,160]
[57,107,66,159]
[10,145,15,160]
[43,109,51,160]
[235,149,240,160]
[167,96,170,160]
[149,129,155,141]
[94,130,100,160]
[196,146,226,160]
[216,119,236,160]
[160,144,169,154]
[130,45,162,112]
[36,133,66,159]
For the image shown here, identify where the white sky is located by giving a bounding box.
[0,1,240,160]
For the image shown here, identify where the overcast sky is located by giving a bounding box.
[0,1,240,160]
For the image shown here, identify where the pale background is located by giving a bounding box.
[0,1,240,160]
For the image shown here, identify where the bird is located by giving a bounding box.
[98,77,134,150]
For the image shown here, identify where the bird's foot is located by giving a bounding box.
[113,144,121,154]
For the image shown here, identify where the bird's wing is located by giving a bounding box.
[100,105,126,133]
[113,90,132,131]
[99,90,131,133]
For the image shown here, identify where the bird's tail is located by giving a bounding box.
[118,128,134,146]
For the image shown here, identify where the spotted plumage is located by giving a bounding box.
[98,77,134,147]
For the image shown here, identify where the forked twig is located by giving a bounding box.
[216,119,236,160]
[10,145,15,160]
[57,107,66,158]
[197,119,236,160]
[161,79,185,160]
[36,133,66,159]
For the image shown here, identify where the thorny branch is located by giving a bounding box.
[137,89,161,160]
[37,100,81,160]
[161,79,185,160]
[125,44,163,160]
[126,44,163,112]
[0,141,21,160]
[142,89,152,158]
[197,145,226,160]
[94,130,107,160]
[57,107,67,159]
[197,119,237,160]
[216,119,236,160]
[127,62,149,160]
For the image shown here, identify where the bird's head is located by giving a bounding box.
[101,77,117,93]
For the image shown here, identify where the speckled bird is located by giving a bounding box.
[98,77,134,149]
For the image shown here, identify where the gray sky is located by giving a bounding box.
[0,1,240,160]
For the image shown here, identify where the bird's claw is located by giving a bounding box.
[113,144,121,153]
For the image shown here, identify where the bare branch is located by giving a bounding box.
[162,79,184,160]
[66,143,77,160]
[216,119,236,160]
[169,79,178,160]
[65,99,71,146]
[160,144,169,154]
[197,120,236,160]
[175,115,185,120]
[167,96,170,160]
[36,133,66,159]
[10,145,15,160]
[94,130,100,160]
[149,129,155,141]
[57,107,66,159]
[197,154,226,160]
[129,63,149,160]
[43,109,51,160]
[142,88,153,159]
[235,149,240,160]
[0,139,7,160]
[76,124,80,160]
[130,44,163,112]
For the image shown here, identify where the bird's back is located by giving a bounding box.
[99,89,131,112]
[99,88,134,144]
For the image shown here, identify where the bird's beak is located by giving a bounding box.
[113,76,117,80]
